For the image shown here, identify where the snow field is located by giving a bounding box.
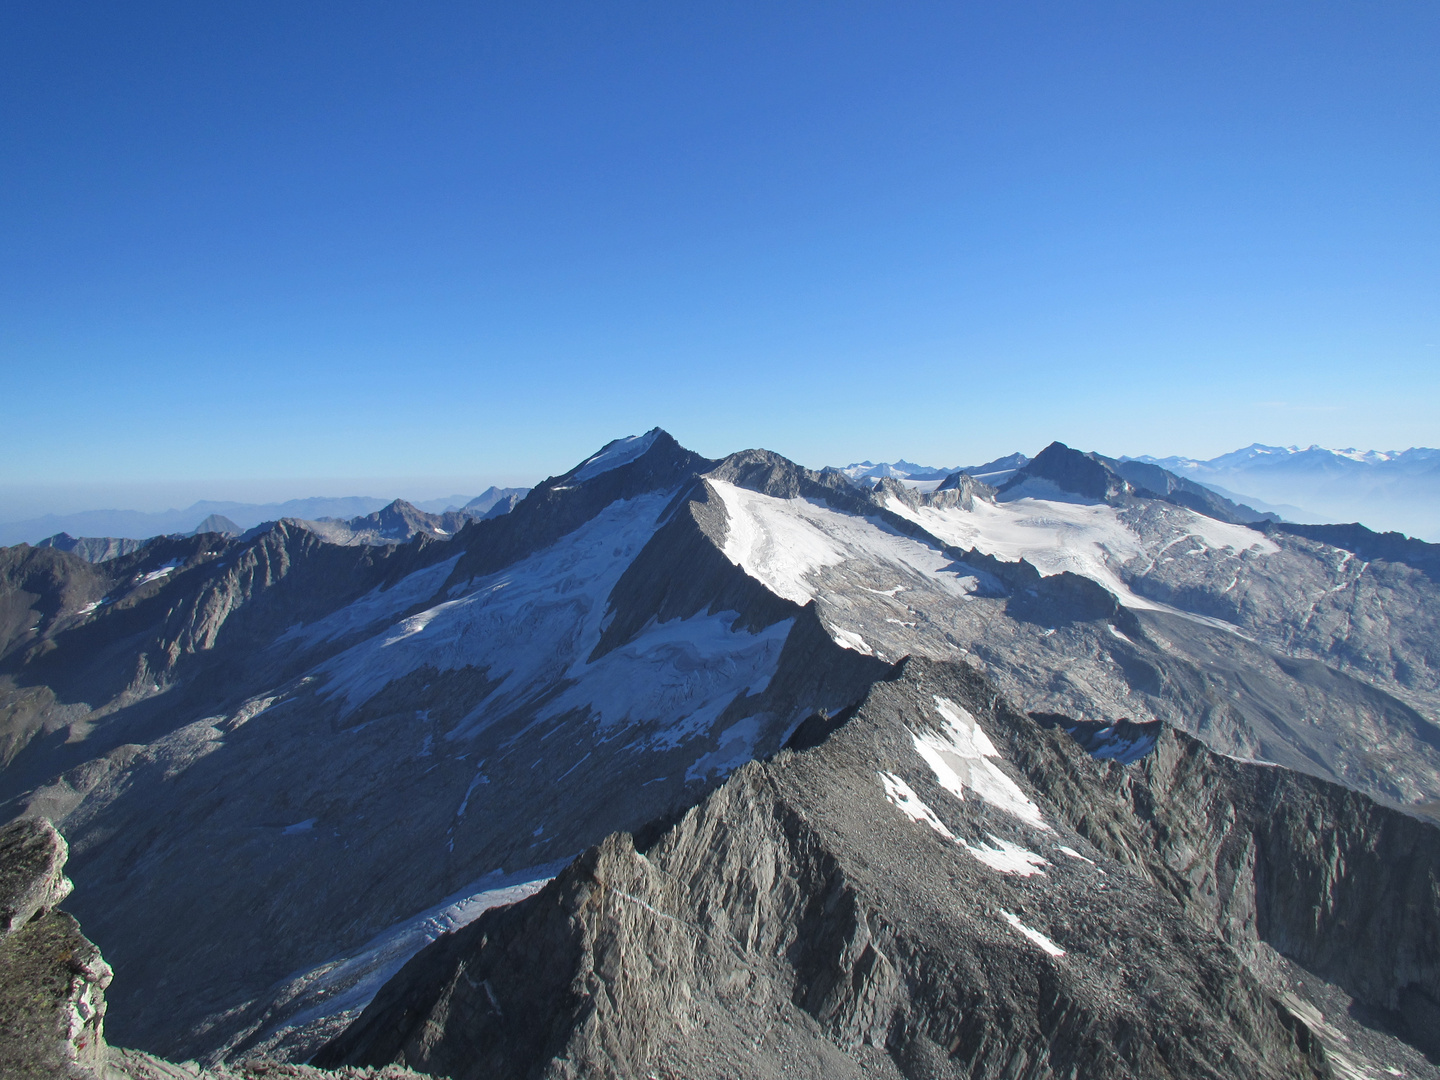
[306,492,791,783]
[883,487,1277,611]
[707,478,982,609]
[879,771,955,840]
[963,836,1050,876]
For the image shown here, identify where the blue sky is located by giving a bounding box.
[2,1,1437,510]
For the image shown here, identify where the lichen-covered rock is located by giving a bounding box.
[0,816,73,937]
[0,912,111,1078]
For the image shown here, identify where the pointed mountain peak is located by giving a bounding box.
[566,428,668,484]
[191,514,241,537]
[999,442,1132,502]
[542,429,713,495]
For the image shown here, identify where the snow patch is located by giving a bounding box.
[999,909,1065,957]
[879,771,954,840]
[831,627,874,655]
[281,818,317,835]
[909,697,1050,831]
[135,560,183,586]
[1057,845,1095,865]
[1180,514,1280,556]
[964,835,1049,876]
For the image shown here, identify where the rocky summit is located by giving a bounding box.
[2,428,1439,1079]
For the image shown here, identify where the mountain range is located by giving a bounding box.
[2,429,1439,1079]
[0,487,532,549]
[8,442,1434,553]
[839,444,1440,541]
[1128,444,1440,540]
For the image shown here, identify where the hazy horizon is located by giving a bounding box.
[5,431,1438,545]
[3,3,1436,497]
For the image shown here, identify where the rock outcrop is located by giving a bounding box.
[0,818,112,1079]
[319,658,1435,1079]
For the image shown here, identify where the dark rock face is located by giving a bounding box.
[0,906,114,1079]
[1028,712,1159,763]
[1109,459,1276,525]
[1272,520,1440,583]
[0,818,111,1080]
[446,429,716,588]
[0,522,443,775]
[1021,718,1440,1057]
[319,658,1381,1079]
[999,441,1132,501]
[1001,443,1272,526]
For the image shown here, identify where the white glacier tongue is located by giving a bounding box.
[222,858,569,1060]
[571,429,661,483]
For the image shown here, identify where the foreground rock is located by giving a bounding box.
[0,817,428,1080]
[318,659,1438,1079]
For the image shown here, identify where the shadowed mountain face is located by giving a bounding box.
[1,430,1438,1074]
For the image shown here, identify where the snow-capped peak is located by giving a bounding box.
[570,429,663,483]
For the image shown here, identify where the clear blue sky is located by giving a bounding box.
[2,1,1437,510]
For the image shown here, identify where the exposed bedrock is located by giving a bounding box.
[318,659,1356,1080]
[446,429,715,589]
[1006,710,1440,1056]
[591,477,802,658]
[0,818,112,1080]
